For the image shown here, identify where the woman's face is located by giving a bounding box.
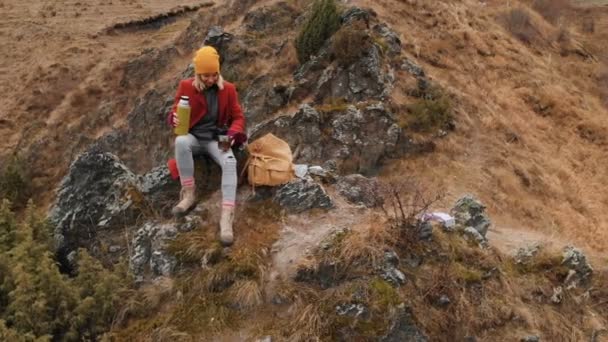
[199,73,219,88]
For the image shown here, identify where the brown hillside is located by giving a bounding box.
[0,0,606,256]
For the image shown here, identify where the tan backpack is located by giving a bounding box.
[243,133,295,186]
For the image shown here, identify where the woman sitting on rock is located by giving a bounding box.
[167,45,246,245]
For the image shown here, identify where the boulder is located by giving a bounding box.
[337,174,382,207]
[49,152,143,269]
[273,178,333,213]
[203,26,234,54]
[450,195,491,237]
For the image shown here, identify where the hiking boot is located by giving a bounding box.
[171,186,196,216]
[219,206,235,246]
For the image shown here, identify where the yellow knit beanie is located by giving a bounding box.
[193,46,220,74]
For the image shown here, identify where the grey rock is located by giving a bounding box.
[336,303,369,319]
[463,227,487,247]
[521,336,540,342]
[273,178,333,213]
[373,23,401,55]
[179,214,203,233]
[337,174,382,207]
[418,221,433,240]
[562,246,593,286]
[384,251,400,267]
[381,304,428,342]
[250,103,403,176]
[203,26,234,52]
[140,165,180,212]
[49,151,143,269]
[551,286,563,304]
[130,222,178,278]
[341,7,374,25]
[109,245,122,253]
[451,195,491,237]
[256,337,272,342]
[515,244,542,265]
[401,58,426,78]
[379,251,406,286]
[437,295,451,307]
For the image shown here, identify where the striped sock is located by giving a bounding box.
[222,201,236,207]
[181,177,195,187]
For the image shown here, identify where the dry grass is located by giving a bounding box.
[228,280,264,309]
[337,218,395,268]
[502,7,543,45]
[532,0,571,24]
[599,68,608,107]
[285,301,325,341]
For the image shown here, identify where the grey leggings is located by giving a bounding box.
[175,134,237,206]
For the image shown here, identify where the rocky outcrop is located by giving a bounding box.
[251,103,403,175]
[294,43,394,103]
[49,152,144,268]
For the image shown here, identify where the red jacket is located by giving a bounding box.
[168,77,247,144]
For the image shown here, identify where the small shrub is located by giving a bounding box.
[532,0,570,24]
[0,156,31,208]
[502,8,539,45]
[295,0,341,64]
[407,86,452,132]
[331,21,370,66]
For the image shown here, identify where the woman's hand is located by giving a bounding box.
[171,112,179,127]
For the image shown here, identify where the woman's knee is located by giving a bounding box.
[175,135,192,152]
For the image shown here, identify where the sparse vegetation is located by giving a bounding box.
[406,85,453,132]
[331,21,371,66]
[295,0,341,64]
[0,156,31,209]
[0,201,129,340]
[532,0,570,24]
[502,7,541,45]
